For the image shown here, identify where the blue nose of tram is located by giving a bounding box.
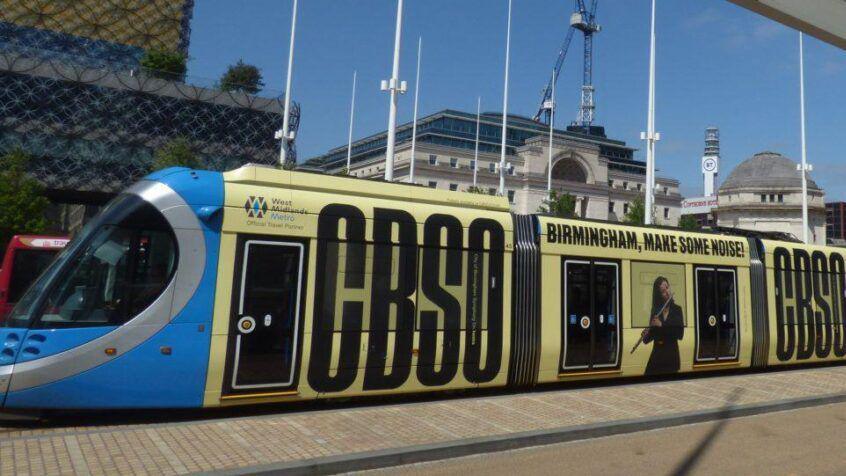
[0,168,223,410]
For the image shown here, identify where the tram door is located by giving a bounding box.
[561,259,621,372]
[224,239,305,394]
[695,267,738,362]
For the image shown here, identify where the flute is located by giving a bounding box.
[630,292,674,354]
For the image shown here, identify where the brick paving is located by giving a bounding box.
[3,366,846,475]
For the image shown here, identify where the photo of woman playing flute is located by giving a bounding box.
[641,276,684,375]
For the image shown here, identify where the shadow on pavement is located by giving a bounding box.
[670,387,744,476]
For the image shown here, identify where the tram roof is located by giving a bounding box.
[224,164,512,212]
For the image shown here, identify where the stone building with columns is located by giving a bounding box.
[303,110,683,224]
[715,151,827,244]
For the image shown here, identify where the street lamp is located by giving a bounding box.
[546,68,556,193]
[382,0,407,182]
[346,70,357,173]
[409,37,422,184]
[499,0,513,196]
[799,32,811,243]
[278,0,298,166]
[641,0,660,225]
[474,96,481,188]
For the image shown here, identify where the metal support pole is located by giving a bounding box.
[346,70,357,173]
[383,0,406,182]
[642,0,659,225]
[474,96,481,188]
[409,37,422,184]
[799,32,810,244]
[499,0,512,196]
[547,68,555,193]
[279,0,298,165]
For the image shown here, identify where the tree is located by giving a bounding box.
[465,186,487,194]
[538,190,576,218]
[219,60,265,94]
[0,149,49,249]
[678,215,700,231]
[282,159,297,171]
[335,166,349,176]
[624,194,656,225]
[140,50,188,81]
[152,137,201,171]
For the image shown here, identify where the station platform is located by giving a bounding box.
[4,365,846,475]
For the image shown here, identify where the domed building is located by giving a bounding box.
[715,151,826,244]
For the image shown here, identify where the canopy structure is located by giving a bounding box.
[729,0,846,50]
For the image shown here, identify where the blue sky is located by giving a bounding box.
[188,0,846,200]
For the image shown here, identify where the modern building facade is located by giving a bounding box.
[304,110,682,224]
[0,0,296,232]
[715,151,826,244]
[827,202,846,242]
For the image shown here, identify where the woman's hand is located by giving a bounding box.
[650,316,662,327]
[641,328,650,339]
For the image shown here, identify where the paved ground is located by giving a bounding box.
[3,365,846,475]
[367,400,846,476]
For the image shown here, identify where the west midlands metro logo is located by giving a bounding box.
[244,196,268,218]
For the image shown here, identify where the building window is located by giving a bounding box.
[623,181,629,190]
[664,207,670,219]
[624,203,629,214]
[507,164,515,175]
[778,194,784,203]
[761,194,766,203]
[664,186,669,195]
[769,194,775,203]
[450,157,458,168]
[609,202,615,214]
[429,154,438,165]
[470,160,476,170]
[489,163,496,173]
[428,181,437,188]
[608,180,614,187]
[449,183,458,191]
[637,183,642,191]
[507,190,515,203]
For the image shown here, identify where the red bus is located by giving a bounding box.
[0,235,69,322]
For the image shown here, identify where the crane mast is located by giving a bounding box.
[534,0,600,130]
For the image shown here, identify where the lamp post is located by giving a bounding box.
[799,32,811,243]
[409,37,422,183]
[278,0,298,166]
[474,96,481,188]
[499,0,513,196]
[547,68,556,193]
[381,0,407,181]
[346,70,357,173]
[641,0,660,225]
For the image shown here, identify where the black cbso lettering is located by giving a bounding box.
[363,208,418,390]
[417,214,463,386]
[308,204,366,392]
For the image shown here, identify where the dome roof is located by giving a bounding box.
[719,151,820,192]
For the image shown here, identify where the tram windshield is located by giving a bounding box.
[5,194,177,329]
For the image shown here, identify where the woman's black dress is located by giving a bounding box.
[643,302,684,375]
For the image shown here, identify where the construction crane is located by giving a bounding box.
[533,0,600,130]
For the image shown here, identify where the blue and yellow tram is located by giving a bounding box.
[0,165,842,411]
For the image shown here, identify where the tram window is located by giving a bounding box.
[34,202,177,328]
[7,249,58,303]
